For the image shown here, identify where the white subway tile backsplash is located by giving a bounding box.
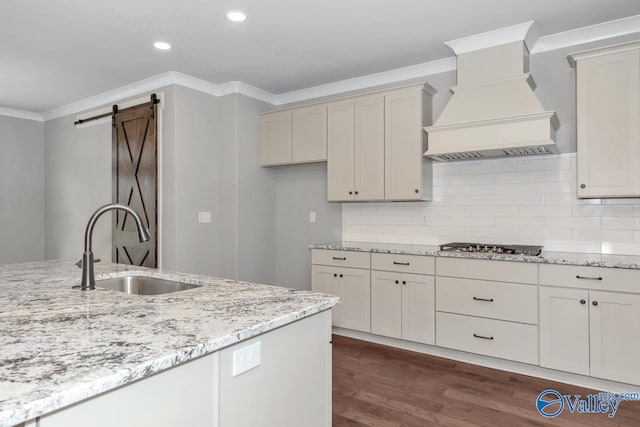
[342,153,640,255]
[602,217,640,230]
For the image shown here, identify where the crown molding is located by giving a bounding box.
[6,15,640,121]
[532,14,640,54]
[445,21,538,55]
[274,57,456,106]
[0,107,44,121]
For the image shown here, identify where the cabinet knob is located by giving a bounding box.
[333,273,337,277]
[415,189,419,194]
[395,280,399,284]
[580,299,586,305]
[402,280,407,285]
[592,300,598,306]
[339,274,343,278]
[348,191,353,195]
[580,184,586,189]
[355,191,359,195]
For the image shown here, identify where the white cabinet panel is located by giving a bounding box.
[292,105,327,163]
[437,257,537,284]
[589,291,640,385]
[572,45,640,197]
[436,312,538,365]
[260,111,292,166]
[371,271,434,345]
[385,87,429,200]
[539,287,590,375]
[371,253,435,275]
[436,276,538,325]
[311,249,371,269]
[312,264,370,333]
[354,95,385,200]
[402,273,435,345]
[327,101,356,201]
[371,271,402,339]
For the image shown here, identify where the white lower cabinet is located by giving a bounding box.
[540,287,640,385]
[312,264,371,332]
[371,271,435,345]
[539,287,590,375]
[436,312,539,365]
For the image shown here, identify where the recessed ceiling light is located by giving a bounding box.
[227,11,246,22]
[153,41,171,50]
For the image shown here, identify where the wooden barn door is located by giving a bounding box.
[112,99,157,267]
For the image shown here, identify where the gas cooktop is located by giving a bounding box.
[439,242,543,257]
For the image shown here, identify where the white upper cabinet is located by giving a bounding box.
[385,86,432,201]
[327,84,435,202]
[569,42,640,198]
[292,105,327,163]
[260,111,292,166]
[260,105,327,166]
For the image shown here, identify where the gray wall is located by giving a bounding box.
[275,164,342,290]
[44,113,112,262]
[0,116,44,264]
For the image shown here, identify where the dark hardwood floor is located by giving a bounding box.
[332,335,640,426]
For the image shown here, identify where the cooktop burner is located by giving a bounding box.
[439,242,543,257]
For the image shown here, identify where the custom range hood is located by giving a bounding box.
[424,21,560,161]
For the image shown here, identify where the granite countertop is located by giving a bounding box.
[310,241,640,270]
[0,260,338,427]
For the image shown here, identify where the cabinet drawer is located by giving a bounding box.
[436,257,537,284]
[539,264,640,293]
[371,253,435,275]
[436,312,538,365]
[311,249,370,269]
[436,277,537,324]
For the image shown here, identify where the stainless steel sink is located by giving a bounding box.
[96,276,201,295]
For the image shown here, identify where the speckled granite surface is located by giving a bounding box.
[0,260,338,427]
[310,242,640,270]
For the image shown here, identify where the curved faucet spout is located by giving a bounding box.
[81,203,150,290]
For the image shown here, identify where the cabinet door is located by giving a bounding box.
[335,267,371,332]
[371,271,402,339]
[292,105,327,163]
[402,273,435,345]
[539,287,590,375]
[354,95,385,201]
[327,101,355,201]
[311,265,339,326]
[576,49,640,197]
[590,291,640,385]
[260,111,292,166]
[385,88,424,200]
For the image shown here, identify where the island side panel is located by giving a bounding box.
[218,310,332,427]
[37,353,218,427]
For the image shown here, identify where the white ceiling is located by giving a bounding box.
[2,0,640,113]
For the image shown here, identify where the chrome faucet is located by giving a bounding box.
[81,203,150,290]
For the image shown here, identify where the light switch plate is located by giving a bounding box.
[232,341,261,377]
[198,211,212,223]
[309,212,316,223]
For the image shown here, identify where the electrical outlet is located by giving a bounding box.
[232,341,261,376]
[309,212,316,223]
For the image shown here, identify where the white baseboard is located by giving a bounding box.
[333,327,639,394]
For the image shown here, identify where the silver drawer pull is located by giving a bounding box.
[473,333,494,340]
[576,275,602,281]
[332,256,347,261]
[473,297,494,302]
[393,261,410,266]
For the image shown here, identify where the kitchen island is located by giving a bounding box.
[0,260,337,427]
